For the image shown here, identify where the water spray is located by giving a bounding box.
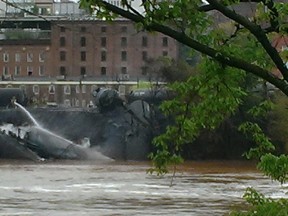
[14,101,40,127]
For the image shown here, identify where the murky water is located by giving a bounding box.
[0,160,287,216]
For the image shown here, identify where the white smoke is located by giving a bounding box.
[0,123,31,139]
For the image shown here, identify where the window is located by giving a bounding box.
[60,66,66,75]
[101,67,106,75]
[162,51,168,56]
[82,100,86,108]
[60,51,66,61]
[27,53,33,62]
[81,51,86,61]
[101,26,106,33]
[48,85,55,94]
[27,66,33,76]
[33,85,39,95]
[101,37,106,47]
[3,66,9,75]
[64,99,71,107]
[162,37,168,47]
[121,26,127,33]
[64,85,71,95]
[118,85,126,96]
[82,85,86,93]
[60,37,66,47]
[76,85,80,94]
[39,7,50,15]
[39,52,45,62]
[121,37,127,47]
[101,51,106,61]
[80,37,86,47]
[80,67,86,75]
[60,26,65,32]
[142,51,147,61]
[121,67,127,74]
[14,66,21,76]
[3,52,9,62]
[121,51,127,61]
[75,99,80,107]
[142,36,148,47]
[81,26,86,32]
[39,65,45,76]
[15,53,21,62]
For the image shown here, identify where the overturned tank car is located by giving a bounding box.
[127,88,174,105]
[0,87,168,161]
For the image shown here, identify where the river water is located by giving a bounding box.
[0,160,287,216]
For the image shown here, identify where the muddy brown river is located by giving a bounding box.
[0,160,287,216]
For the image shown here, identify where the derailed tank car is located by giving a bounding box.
[0,86,170,161]
[127,88,174,105]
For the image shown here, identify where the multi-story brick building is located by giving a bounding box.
[0,39,51,79]
[0,19,179,80]
[49,19,179,80]
[0,18,179,107]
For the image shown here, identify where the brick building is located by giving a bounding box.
[0,39,51,80]
[49,19,179,81]
[0,19,179,81]
[0,18,179,107]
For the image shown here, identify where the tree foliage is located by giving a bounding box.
[268,92,288,153]
[148,57,247,173]
[231,187,288,216]
[143,57,195,82]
